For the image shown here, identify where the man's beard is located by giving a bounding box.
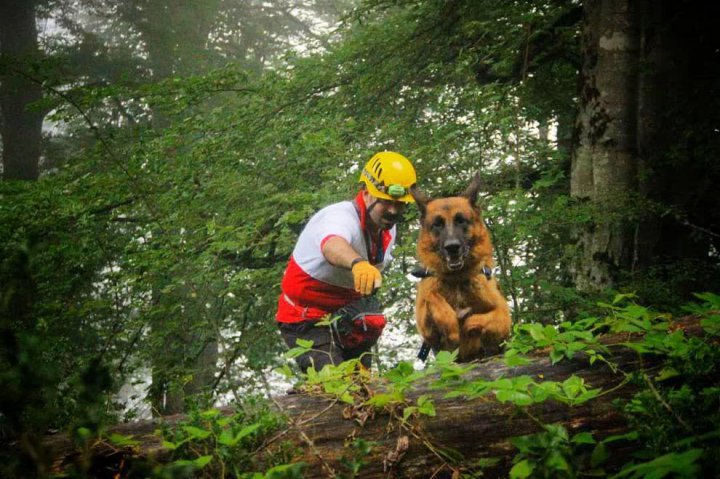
[378,213,401,229]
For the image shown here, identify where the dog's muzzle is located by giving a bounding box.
[442,240,470,271]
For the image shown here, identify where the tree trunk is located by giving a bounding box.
[570,0,640,291]
[0,0,44,180]
[570,0,720,292]
[633,1,714,273]
[44,318,703,478]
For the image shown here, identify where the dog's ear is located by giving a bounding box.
[461,172,483,205]
[410,184,430,218]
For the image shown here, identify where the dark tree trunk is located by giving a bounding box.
[43,318,703,478]
[633,2,716,274]
[570,0,640,291]
[0,0,44,180]
[570,0,720,292]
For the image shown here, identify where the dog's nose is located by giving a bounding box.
[443,240,462,256]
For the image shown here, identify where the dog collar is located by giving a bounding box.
[410,265,494,280]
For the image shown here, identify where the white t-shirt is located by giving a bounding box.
[292,201,395,289]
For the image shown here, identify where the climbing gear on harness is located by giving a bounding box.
[359,151,417,203]
[331,295,386,350]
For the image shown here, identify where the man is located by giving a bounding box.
[276,151,417,372]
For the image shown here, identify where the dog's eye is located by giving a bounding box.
[430,217,445,233]
[454,214,469,227]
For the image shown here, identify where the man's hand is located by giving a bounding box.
[351,260,382,295]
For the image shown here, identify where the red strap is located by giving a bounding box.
[354,192,393,265]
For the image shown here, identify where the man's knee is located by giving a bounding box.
[279,322,341,372]
[297,348,340,373]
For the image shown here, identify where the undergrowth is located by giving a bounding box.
[61,293,720,478]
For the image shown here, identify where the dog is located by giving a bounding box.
[410,174,511,362]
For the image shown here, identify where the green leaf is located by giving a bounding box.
[433,350,458,366]
[182,425,211,440]
[295,338,314,348]
[543,325,557,339]
[417,395,436,416]
[527,324,547,342]
[700,315,720,335]
[218,423,261,447]
[108,433,140,448]
[571,432,596,445]
[365,391,403,407]
[163,440,178,450]
[561,376,585,399]
[264,462,307,478]
[200,408,221,419]
[612,449,702,478]
[549,349,564,364]
[403,406,417,421]
[285,347,308,359]
[575,388,601,404]
[602,431,639,444]
[612,293,637,305]
[76,427,92,441]
[496,389,533,406]
[193,455,213,468]
[493,378,514,390]
[276,364,294,378]
[504,349,532,367]
[218,429,237,446]
[509,459,534,479]
[655,367,680,381]
[547,451,571,471]
[692,291,720,308]
[235,423,261,440]
[590,442,608,468]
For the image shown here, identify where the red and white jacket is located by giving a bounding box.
[276,192,396,323]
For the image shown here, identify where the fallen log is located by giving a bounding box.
[43,317,704,478]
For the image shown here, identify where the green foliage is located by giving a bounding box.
[338,438,377,479]
[609,294,720,478]
[487,294,718,477]
[152,401,295,479]
[510,425,596,479]
[2,0,719,476]
[612,449,703,479]
[685,292,720,336]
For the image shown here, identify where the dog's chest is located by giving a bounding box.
[439,278,485,310]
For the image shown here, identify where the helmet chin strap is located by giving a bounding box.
[366,197,380,215]
[364,196,381,232]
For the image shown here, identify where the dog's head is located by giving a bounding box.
[411,174,492,274]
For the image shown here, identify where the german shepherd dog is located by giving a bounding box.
[410,175,511,362]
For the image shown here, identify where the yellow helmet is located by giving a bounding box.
[359,151,417,203]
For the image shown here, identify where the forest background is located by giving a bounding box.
[1,0,719,477]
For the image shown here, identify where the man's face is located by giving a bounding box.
[363,190,407,230]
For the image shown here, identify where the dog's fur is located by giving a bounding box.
[411,175,511,362]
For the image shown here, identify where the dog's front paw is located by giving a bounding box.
[462,316,487,337]
[440,330,460,351]
[456,307,472,321]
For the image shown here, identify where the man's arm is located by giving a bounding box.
[321,236,364,269]
[322,236,380,294]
